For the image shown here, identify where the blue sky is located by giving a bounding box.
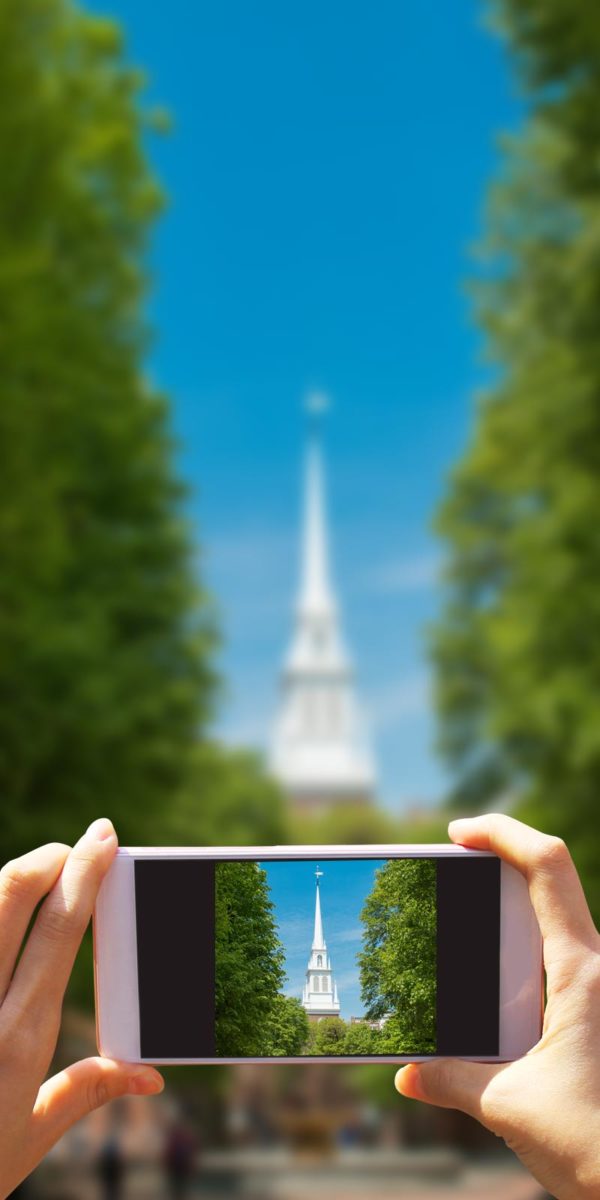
[93,1,521,808]
[260,858,386,1021]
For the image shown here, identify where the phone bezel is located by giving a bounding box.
[94,844,543,1065]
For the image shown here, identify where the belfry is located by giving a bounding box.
[301,868,341,1020]
[270,395,375,812]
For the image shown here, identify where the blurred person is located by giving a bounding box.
[396,813,600,1200]
[95,1104,125,1200]
[162,1105,197,1199]
[0,819,163,1199]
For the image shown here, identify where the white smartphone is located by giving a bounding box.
[94,844,543,1066]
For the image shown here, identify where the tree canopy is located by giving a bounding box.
[0,0,287,866]
[0,0,218,858]
[263,995,310,1058]
[431,0,600,916]
[359,859,436,1054]
[0,0,289,1013]
[305,1016,348,1057]
[215,862,308,1057]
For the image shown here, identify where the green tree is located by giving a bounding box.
[263,995,310,1057]
[0,0,218,860]
[161,745,286,848]
[215,862,286,1057]
[431,0,600,916]
[359,859,436,1054]
[341,1020,383,1056]
[290,803,405,847]
[306,1016,349,1056]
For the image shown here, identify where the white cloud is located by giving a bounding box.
[336,925,363,944]
[333,967,362,992]
[277,916,311,947]
[367,672,430,731]
[207,528,295,576]
[365,553,439,595]
[283,984,303,999]
[216,713,269,749]
[205,528,295,634]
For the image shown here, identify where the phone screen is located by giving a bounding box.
[133,855,500,1060]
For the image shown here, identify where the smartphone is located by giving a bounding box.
[94,843,543,1065]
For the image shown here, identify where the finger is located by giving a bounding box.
[448,813,597,954]
[395,1060,500,1124]
[29,1057,164,1161]
[0,843,70,1002]
[9,819,118,1017]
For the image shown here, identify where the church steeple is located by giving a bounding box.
[300,396,334,615]
[270,394,375,813]
[312,866,325,949]
[301,868,341,1019]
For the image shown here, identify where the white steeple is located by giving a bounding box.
[312,866,325,949]
[301,867,341,1018]
[301,397,333,614]
[270,394,375,811]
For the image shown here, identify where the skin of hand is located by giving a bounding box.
[0,819,164,1200]
[395,814,600,1200]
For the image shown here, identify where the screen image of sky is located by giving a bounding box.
[93,0,520,809]
[260,859,386,1021]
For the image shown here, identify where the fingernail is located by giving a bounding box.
[129,1069,164,1095]
[448,818,470,834]
[395,1065,424,1100]
[85,818,116,843]
[394,1066,409,1093]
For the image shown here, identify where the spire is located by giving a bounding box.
[270,392,376,811]
[300,393,333,615]
[312,867,325,950]
[302,865,341,1017]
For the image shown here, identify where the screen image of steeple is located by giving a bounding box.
[302,867,340,1019]
[270,395,375,812]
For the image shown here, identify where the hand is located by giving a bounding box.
[395,814,600,1200]
[0,820,164,1199]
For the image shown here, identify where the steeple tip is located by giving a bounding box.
[305,390,330,418]
[312,867,326,950]
[299,400,333,614]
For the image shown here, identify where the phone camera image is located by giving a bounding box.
[133,854,500,1062]
[214,858,436,1058]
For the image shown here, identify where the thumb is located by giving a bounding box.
[30,1057,164,1157]
[395,1060,500,1124]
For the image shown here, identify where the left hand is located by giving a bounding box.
[0,819,164,1200]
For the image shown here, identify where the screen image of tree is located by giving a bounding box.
[214,858,437,1057]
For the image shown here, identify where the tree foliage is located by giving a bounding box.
[160,746,286,848]
[305,1016,348,1056]
[289,803,406,847]
[0,0,218,858]
[359,859,436,1054]
[304,1017,395,1057]
[338,1020,382,1057]
[263,995,310,1057]
[431,0,600,917]
[0,0,288,863]
[215,863,309,1057]
[0,0,290,1015]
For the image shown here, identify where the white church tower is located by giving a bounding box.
[301,867,341,1020]
[270,395,375,812]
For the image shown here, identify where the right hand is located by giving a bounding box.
[395,813,600,1200]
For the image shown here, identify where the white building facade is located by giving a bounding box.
[301,867,341,1020]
